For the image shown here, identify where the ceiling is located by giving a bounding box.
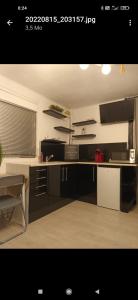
[0,64,138,108]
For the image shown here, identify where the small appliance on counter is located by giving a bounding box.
[95,149,104,162]
[41,141,64,161]
[129,149,136,163]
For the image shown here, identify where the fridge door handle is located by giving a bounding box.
[62,167,64,182]
[66,167,68,181]
[93,167,95,182]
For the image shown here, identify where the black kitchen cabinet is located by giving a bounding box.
[60,165,77,198]
[41,142,64,161]
[120,167,136,212]
[48,165,77,199]
[29,165,75,223]
[29,166,49,222]
[26,163,137,223]
[76,164,97,204]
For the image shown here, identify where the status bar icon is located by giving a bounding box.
[112,6,119,10]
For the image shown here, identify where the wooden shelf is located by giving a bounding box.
[54,126,74,133]
[43,109,67,119]
[72,120,96,126]
[72,134,96,138]
[42,139,66,144]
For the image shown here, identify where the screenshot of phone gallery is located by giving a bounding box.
[0,1,136,35]
[0,1,137,298]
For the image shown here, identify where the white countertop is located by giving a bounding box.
[78,161,138,167]
[6,160,138,167]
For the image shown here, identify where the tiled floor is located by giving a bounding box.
[1,201,138,248]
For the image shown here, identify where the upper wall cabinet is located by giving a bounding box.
[99,98,135,124]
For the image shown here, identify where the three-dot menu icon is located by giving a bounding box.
[129,19,132,26]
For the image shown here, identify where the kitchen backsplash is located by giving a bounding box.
[79,143,128,161]
[41,141,128,162]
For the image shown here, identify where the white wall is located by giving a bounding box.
[71,102,128,145]
[0,74,130,174]
[0,74,69,173]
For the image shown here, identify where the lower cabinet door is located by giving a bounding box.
[60,165,77,198]
[29,192,49,222]
[60,181,68,198]
[29,193,49,211]
[76,165,97,204]
[120,167,137,212]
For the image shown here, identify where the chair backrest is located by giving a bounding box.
[0,175,25,189]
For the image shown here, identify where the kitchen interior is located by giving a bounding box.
[0,64,138,248]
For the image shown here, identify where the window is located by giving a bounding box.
[0,100,36,157]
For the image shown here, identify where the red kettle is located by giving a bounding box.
[95,149,104,162]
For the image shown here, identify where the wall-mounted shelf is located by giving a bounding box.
[54,126,74,133]
[72,134,96,138]
[43,109,67,119]
[72,120,96,126]
[42,139,66,144]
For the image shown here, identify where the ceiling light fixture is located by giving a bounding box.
[101,64,111,75]
[79,64,90,70]
[120,64,126,73]
[79,64,125,75]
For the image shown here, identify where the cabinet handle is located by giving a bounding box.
[62,167,64,182]
[66,167,68,181]
[35,169,46,172]
[36,176,47,180]
[35,184,47,189]
[93,167,95,182]
[35,192,47,197]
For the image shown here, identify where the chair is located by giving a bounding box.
[0,174,27,244]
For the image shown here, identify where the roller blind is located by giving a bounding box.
[0,100,36,156]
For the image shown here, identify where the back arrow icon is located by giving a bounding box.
[7,20,13,26]
[95,289,100,294]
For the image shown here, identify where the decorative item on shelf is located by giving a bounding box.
[0,143,3,166]
[49,104,64,113]
[64,110,71,116]
[81,127,86,135]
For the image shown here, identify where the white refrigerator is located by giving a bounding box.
[97,166,120,210]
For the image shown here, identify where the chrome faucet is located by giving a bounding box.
[46,154,54,162]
